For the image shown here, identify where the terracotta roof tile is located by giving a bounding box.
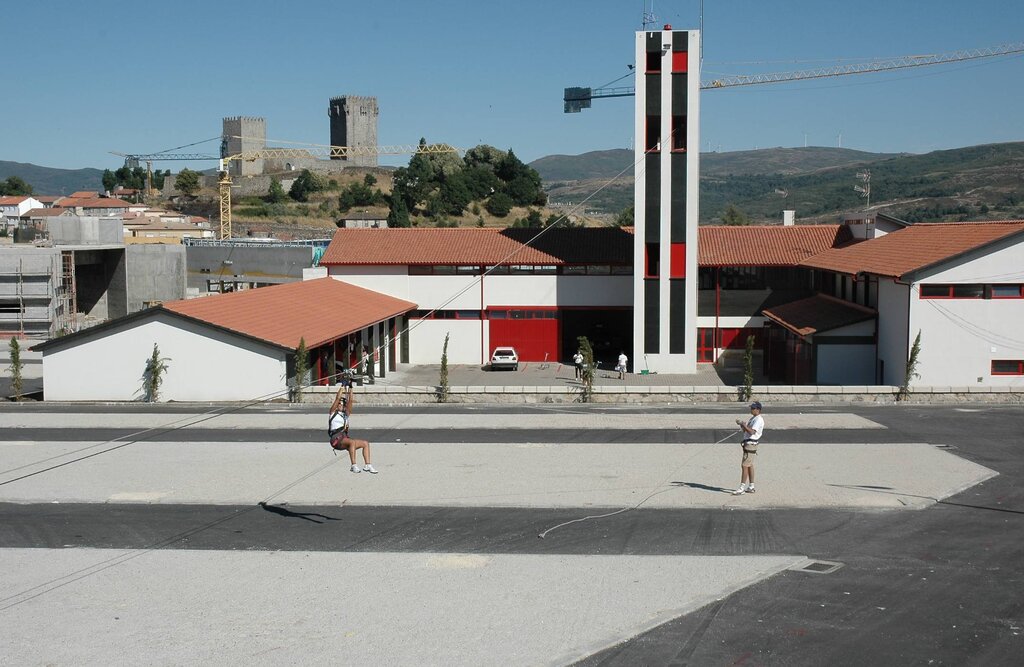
[67,191,100,199]
[64,198,132,208]
[21,207,69,217]
[801,220,1024,278]
[762,294,876,338]
[320,227,633,265]
[0,196,32,205]
[161,277,416,349]
[698,225,851,266]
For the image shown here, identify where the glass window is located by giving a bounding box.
[952,284,984,298]
[510,310,527,319]
[432,265,456,274]
[488,310,507,319]
[455,310,480,319]
[511,265,533,274]
[486,265,509,274]
[587,265,611,275]
[992,284,1024,298]
[534,265,557,275]
[919,284,950,298]
[409,265,431,275]
[611,265,633,275]
[562,265,586,275]
[456,265,479,275]
[991,360,1024,375]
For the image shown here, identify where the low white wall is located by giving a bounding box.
[42,312,288,401]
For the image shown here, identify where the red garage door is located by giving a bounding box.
[488,308,559,362]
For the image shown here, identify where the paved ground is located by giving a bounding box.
[0,403,1021,665]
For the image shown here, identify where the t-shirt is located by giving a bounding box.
[617,354,628,368]
[744,414,764,440]
[329,410,348,434]
[573,353,583,365]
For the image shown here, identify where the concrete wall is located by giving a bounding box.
[47,217,122,245]
[408,319,482,365]
[126,244,186,310]
[0,247,60,336]
[41,310,287,401]
[876,278,910,385]
[186,245,313,292]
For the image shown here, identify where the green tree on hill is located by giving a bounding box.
[174,168,201,196]
[0,176,33,196]
[722,204,751,226]
[101,169,117,193]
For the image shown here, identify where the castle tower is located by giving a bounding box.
[632,26,700,373]
[328,96,379,167]
[221,116,266,176]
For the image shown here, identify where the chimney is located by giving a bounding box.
[783,210,795,226]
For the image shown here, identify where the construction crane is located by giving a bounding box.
[564,42,1024,112]
[217,142,461,239]
[109,151,220,196]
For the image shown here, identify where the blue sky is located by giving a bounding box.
[3,0,1023,172]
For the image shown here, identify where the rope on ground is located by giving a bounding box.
[537,431,739,539]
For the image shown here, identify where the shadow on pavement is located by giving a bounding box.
[258,502,341,524]
[673,481,733,494]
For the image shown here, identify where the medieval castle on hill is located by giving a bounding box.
[221,95,379,177]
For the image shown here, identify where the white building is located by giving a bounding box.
[34,277,415,401]
[802,220,1024,386]
[0,195,44,221]
[320,227,634,367]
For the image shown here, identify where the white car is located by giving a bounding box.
[490,346,519,371]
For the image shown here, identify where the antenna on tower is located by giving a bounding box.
[837,130,843,148]
[642,0,658,30]
[854,170,872,209]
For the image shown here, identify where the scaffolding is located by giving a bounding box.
[0,252,73,338]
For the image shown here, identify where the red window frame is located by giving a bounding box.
[919,284,984,299]
[991,360,1024,375]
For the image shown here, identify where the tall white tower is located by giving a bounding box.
[632,26,701,373]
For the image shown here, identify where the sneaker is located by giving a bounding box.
[747,485,756,494]
[731,484,747,495]
[350,464,362,473]
[363,464,378,474]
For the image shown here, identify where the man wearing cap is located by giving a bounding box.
[732,402,764,495]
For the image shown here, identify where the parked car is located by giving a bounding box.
[490,346,519,371]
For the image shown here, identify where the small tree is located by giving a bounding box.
[576,336,595,403]
[101,169,117,193]
[898,331,922,402]
[740,335,755,401]
[8,338,23,401]
[437,333,450,403]
[291,337,309,402]
[142,344,170,402]
[722,204,750,226]
[485,192,513,217]
[174,168,201,196]
[267,177,286,203]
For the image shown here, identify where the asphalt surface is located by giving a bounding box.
[1,403,1021,665]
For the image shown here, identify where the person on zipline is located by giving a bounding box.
[329,379,377,474]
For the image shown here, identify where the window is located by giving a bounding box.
[488,310,507,319]
[646,115,660,151]
[562,265,586,275]
[671,116,686,151]
[0,301,23,314]
[919,284,984,299]
[645,243,659,278]
[456,265,480,275]
[409,265,431,275]
[646,51,661,73]
[586,265,611,275]
[486,265,510,274]
[672,50,688,73]
[534,265,557,275]
[992,284,1024,298]
[991,360,1024,375]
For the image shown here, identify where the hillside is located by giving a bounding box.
[532,143,1024,223]
[0,161,104,195]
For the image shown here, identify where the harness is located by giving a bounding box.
[328,407,349,451]
[742,439,759,453]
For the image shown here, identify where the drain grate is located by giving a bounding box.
[791,559,843,575]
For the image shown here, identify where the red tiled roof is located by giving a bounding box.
[64,198,132,209]
[21,207,69,217]
[67,191,100,198]
[161,277,416,349]
[0,196,31,205]
[320,227,633,265]
[762,294,876,338]
[800,221,1024,278]
[698,225,852,266]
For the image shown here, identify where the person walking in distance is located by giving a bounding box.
[616,351,628,380]
[732,401,764,495]
[329,379,377,474]
[573,349,584,380]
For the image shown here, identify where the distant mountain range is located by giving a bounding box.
[0,161,104,195]
[6,142,1024,225]
[530,143,1024,223]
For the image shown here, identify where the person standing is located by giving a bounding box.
[573,350,584,380]
[329,380,377,474]
[616,351,628,380]
[732,401,764,495]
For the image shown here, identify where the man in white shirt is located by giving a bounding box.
[616,351,628,380]
[732,401,764,495]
